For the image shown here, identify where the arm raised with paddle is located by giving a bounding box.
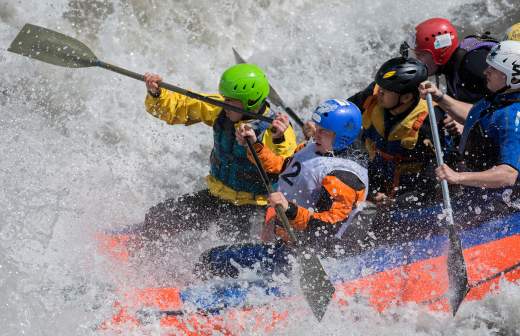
[8,23,272,123]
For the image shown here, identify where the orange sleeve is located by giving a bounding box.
[247,142,306,174]
[289,175,365,231]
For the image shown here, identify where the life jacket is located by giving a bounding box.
[209,107,273,198]
[459,92,520,171]
[276,142,368,237]
[277,143,368,207]
[361,88,430,196]
[444,33,498,103]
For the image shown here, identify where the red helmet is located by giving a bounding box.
[412,18,459,65]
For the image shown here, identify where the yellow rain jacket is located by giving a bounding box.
[145,88,297,205]
[361,86,432,196]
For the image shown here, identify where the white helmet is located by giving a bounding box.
[486,40,520,90]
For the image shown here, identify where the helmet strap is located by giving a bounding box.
[257,101,268,115]
[388,94,403,111]
[388,93,419,115]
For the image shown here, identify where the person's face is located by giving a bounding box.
[412,49,439,75]
[224,98,245,122]
[484,66,507,92]
[314,125,335,153]
[377,87,401,109]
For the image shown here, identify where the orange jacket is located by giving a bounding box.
[249,142,366,241]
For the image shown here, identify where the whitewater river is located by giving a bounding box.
[1,0,520,334]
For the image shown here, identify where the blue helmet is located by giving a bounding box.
[311,99,362,151]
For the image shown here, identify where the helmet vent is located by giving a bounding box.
[243,84,247,90]
[233,84,238,90]
[503,58,508,63]
[252,82,255,88]
[405,70,417,74]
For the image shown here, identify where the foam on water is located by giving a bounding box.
[1,0,520,334]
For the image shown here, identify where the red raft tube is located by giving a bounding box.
[96,209,520,335]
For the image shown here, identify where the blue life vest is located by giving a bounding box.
[209,109,274,196]
[459,91,520,172]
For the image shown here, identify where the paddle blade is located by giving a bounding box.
[299,253,335,321]
[232,47,246,64]
[8,23,98,68]
[446,226,469,316]
[232,47,286,108]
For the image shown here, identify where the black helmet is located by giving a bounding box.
[375,57,428,94]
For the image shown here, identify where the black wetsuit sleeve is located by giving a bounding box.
[462,49,489,82]
[348,82,376,110]
[459,48,492,98]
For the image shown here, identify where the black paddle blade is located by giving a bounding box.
[447,226,469,316]
[8,23,98,68]
[299,254,335,321]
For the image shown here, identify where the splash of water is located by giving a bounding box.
[1,0,520,334]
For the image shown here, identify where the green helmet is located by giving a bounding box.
[218,64,270,112]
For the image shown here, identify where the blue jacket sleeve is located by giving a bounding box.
[498,103,520,172]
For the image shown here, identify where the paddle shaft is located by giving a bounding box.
[7,24,273,123]
[96,60,274,123]
[426,93,469,315]
[283,106,304,128]
[245,138,298,243]
[425,93,455,226]
[246,136,335,321]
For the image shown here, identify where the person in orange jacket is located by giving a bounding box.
[195,99,367,279]
[236,99,368,250]
[142,64,297,241]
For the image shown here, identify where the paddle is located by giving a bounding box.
[7,23,273,124]
[245,137,335,321]
[425,93,469,315]
[232,48,304,128]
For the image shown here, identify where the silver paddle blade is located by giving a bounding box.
[447,226,469,315]
[299,253,335,321]
[8,23,98,68]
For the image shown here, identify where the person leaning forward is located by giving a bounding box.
[142,64,297,241]
[349,57,443,207]
[236,99,368,253]
[195,100,368,278]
